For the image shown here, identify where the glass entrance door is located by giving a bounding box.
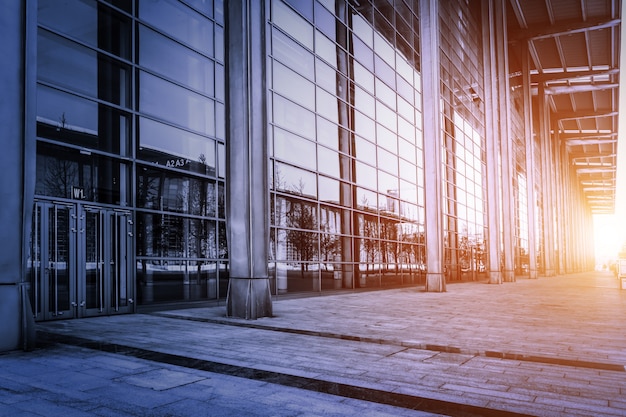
[83,207,134,317]
[31,201,134,321]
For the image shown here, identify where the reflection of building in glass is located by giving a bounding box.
[2,0,607,349]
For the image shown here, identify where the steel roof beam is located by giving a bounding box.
[510,17,620,42]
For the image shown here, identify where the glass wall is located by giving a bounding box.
[439,0,487,281]
[135,0,226,304]
[267,0,425,294]
[34,0,225,307]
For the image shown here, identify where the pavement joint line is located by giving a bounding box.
[35,330,534,417]
[153,312,626,373]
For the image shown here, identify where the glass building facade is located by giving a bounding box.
[3,0,592,325]
[31,0,226,319]
[268,0,427,292]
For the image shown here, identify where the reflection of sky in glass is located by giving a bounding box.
[140,71,215,136]
[38,30,97,99]
[140,117,215,167]
[139,0,214,57]
[454,111,485,239]
[37,86,98,135]
[270,0,427,237]
[38,0,97,48]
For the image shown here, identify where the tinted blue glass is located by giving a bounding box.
[139,25,215,97]
[38,30,131,107]
[139,71,216,136]
[139,0,214,57]
[35,142,128,204]
[37,85,130,155]
[137,167,217,216]
[38,0,131,59]
[183,0,214,17]
[138,117,216,176]
[314,1,335,38]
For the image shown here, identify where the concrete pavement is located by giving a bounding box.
[2,271,626,416]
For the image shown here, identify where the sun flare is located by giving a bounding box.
[594,214,626,267]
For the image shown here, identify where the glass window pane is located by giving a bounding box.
[273,127,316,171]
[139,71,216,136]
[318,176,339,203]
[273,94,315,140]
[378,148,398,176]
[355,161,376,188]
[38,30,131,108]
[314,1,335,38]
[36,85,129,155]
[215,63,225,101]
[316,117,338,150]
[355,136,376,165]
[271,28,314,79]
[38,0,131,59]
[315,58,336,93]
[138,117,216,176]
[274,162,317,198]
[316,86,338,124]
[272,0,314,50]
[139,24,215,97]
[355,86,375,118]
[315,30,336,67]
[139,0,214,57]
[317,146,339,178]
[38,29,96,97]
[35,142,128,205]
[37,85,97,134]
[137,167,217,216]
[356,187,377,211]
[273,61,315,110]
[215,25,224,62]
[354,111,375,142]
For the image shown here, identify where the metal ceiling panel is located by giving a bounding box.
[507,0,621,214]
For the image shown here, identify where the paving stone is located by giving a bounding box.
[4,272,625,416]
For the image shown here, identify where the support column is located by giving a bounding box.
[0,0,36,352]
[538,84,556,276]
[482,0,502,284]
[225,0,272,318]
[420,0,445,292]
[521,40,538,279]
[494,0,515,282]
[561,141,572,273]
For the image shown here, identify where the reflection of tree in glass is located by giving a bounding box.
[320,225,339,269]
[359,195,378,269]
[43,158,79,199]
[285,179,317,272]
[380,217,399,267]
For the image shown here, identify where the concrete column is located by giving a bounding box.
[521,40,538,279]
[556,136,567,274]
[420,0,445,292]
[494,0,515,282]
[0,0,36,352]
[225,0,272,318]
[538,85,556,276]
[482,0,502,284]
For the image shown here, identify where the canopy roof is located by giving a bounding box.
[508,0,621,214]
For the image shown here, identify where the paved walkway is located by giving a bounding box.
[2,271,626,416]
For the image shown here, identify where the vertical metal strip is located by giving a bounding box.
[53,206,58,316]
[114,213,119,312]
[99,211,104,312]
